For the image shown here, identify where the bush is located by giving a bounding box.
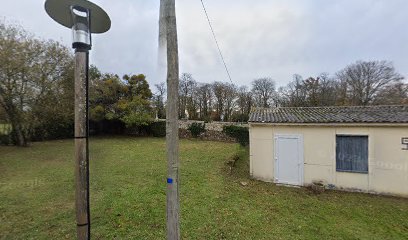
[30,118,74,141]
[230,113,249,123]
[90,120,126,135]
[0,134,11,145]
[0,129,20,146]
[188,122,206,138]
[151,121,166,137]
[223,125,249,146]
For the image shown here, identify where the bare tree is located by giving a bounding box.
[278,75,305,107]
[317,73,339,106]
[196,83,212,120]
[302,73,339,106]
[223,83,237,122]
[154,82,166,119]
[237,86,253,115]
[251,78,276,108]
[278,73,347,107]
[212,82,227,121]
[374,82,408,105]
[336,60,404,105]
[178,73,196,119]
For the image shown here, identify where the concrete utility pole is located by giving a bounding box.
[161,0,180,239]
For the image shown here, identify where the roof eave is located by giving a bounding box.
[248,122,408,127]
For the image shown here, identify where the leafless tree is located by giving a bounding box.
[279,73,344,107]
[302,73,339,106]
[223,83,237,122]
[196,83,212,120]
[186,86,200,120]
[336,60,404,105]
[154,82,166,119]
[278,74,306,107]
[251,78,276,108]
[212,82,231,121]
[178,73,196,119]
[373,82,408,105]
[237,86,252,116]
[317,73,339,106]
[209,82,238,121]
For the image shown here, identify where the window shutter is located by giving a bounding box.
[336,136,368,173]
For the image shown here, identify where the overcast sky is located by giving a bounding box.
[1,0,408,88]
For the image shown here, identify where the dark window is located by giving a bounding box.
[336,135,368,173]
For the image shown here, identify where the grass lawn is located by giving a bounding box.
[1,137,407,239]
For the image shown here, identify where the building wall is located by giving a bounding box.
[249,124,408,197]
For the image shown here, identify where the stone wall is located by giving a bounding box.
[178,120,248,142]
[178,120,247,131]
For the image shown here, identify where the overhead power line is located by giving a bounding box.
[199,0,234,85]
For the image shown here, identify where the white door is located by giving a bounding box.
[275,135,303,186]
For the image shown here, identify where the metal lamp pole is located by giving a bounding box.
[44,1,110,239]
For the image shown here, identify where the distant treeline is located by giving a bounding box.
[1,22,407,146]
[175,61,407,122]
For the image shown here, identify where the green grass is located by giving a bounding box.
[0,137,407,239]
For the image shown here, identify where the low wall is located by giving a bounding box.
[178,120,247,131]
[178,120,247,142]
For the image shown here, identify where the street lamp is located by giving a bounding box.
[70,6,91,49]
[44,0,110,239]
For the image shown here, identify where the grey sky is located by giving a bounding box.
[1,0,408,88]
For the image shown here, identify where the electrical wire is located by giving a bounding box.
[199,0,234,85]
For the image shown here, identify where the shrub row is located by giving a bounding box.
[31,119,74,142]
[187,122,206,138]
[0,124,74,146]
[0,134,13,145]
[0,120,249,146]
[222,125,249,146]
[150,121,166,137]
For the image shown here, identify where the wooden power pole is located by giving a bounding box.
[159,0,167,67]
[161,0,180,239]
[74,50,90,240]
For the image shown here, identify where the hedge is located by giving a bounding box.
[188,122,206,138]
[222,125,249,146]
[151,121,166,137]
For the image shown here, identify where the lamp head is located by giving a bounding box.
[45,0,111,50]
[70,6,91,49]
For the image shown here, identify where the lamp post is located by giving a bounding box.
[44,1,110,239]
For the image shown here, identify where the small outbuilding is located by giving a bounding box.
[248,105,408,197]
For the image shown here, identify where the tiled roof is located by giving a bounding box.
[249,105,408,124]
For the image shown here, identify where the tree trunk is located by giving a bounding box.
[8,112,26,146]
[0,94,27,146]
[12,121,26,147]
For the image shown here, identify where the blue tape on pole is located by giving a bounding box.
[167,178,173,184]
